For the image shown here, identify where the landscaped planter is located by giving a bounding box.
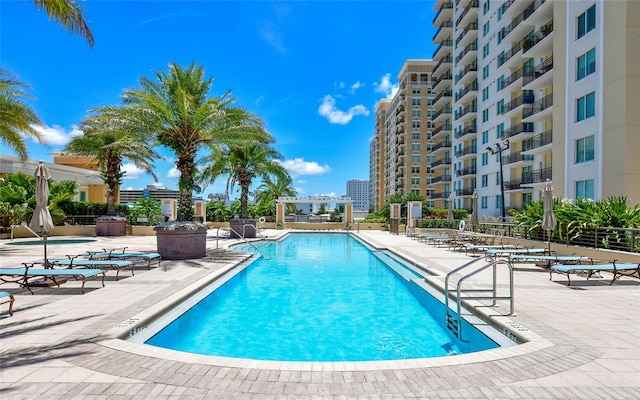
[154,221,208,260]
[95,216,127,236]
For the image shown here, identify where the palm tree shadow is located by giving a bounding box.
[0,334,106,369]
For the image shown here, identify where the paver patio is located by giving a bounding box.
[0,230,638,399]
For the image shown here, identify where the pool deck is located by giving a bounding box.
[0,229,639,399]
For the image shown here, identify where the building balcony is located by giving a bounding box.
[522,92,553,122]
[454,104,477,123]
[454,122,477,139]
[433,20,454,43]
[501,93,535,118]
[454,61,477,86]
[500,8,530,43]
[502,151,534,166]
[456,166,477,177]
[431,157,452,169]
[432,90,452,108]
[454,145,476,158]
[522,167,552,185]
[431,123,452,138]
[455,40,478,67]
[503,67,524,91]
[432,108,452,124]
[454,80,478,103]
[455,21,478,49]
[431,174,452,183]
[523,56,553,90]
[455,0,479,27]
[432,1,453,25]
[432,72,453,93]
[432,140,452,153]
[433,39,453,61]
[523,22,553,58]
[523,0,552,26]
[503,122,534,140]
[456,187,475,196]
[497,41,523,68]
[434,55,453,76]
[522,129,553,154]
[430,191,451,199]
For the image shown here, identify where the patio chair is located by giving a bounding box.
[549,261,640,286]
[85,249,161,270]
[43,257,134,280]
[0,291,14,316]
[0,265,105,294]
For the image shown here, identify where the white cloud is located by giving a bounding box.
[317,95,369,125]
[296,179,307,184]
[277,158,330,176]
[260,21,287,53]
[149,182,167,189]
[350,81,364,94]
[167,167,181,178]
[294,186,307,194]
[373,73,399,99]
[30,124,83,146]
[120,163,147,180]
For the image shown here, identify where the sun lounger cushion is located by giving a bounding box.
[0,267,105,294]
[550,263,640,286]
[45,259,134,279]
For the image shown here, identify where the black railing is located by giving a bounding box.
[522,129,553,150]
[454,61,477,82]
[455,22,478,47]
[501,93,534,114]
[523,21,553,52]
[454,81,478,102]
[497,41,522,67]
[523,93,553,118]
[431,157,452,168]
[503,152,534,165]
[522,167,552,184]
[522,56,553,85]
[504,122,534,139]
[432,1,453,24]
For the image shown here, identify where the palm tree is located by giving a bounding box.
[198,141,289,219]
[119,62,270,221]
[0,69,45,161]
[255,174,298,215]
[32,0,94,47]
[62,111,159,215]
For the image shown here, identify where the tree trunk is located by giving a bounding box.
[176,149,196,221]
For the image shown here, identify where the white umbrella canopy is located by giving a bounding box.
[541,180,557,252]
[29,161,54,262]
[471,189,479,229]
[446,194,454,226]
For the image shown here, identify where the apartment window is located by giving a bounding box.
[411,177,420,185]
[481,196,488,209]
[411,155,420,163]
[427,109,435,118]
[575,135,595,163]
[496,171,502,185]
[412,121,421,128]
[411,143,420,152]
[577,48,596,80]
[412,87,421,95]
[412,98,421,106]
[411,189,420,195]
[426,166,433,174]
[496,75,505,91]
[411,132,421,140]
[576,92,595,121]
[426,143,434,152]
[411,166,420,174]
[426,155,435,163]
[522,192,532,206]
[575,179,595,199]
[482,109,489,122]
[483,1,490,15]
[498,5,503,21]
[577,4,596,39]
[482,130,489,144]
[80,191,87,201]
[483,21,490,37]
[483,65,490,79]
[496,194,503,210]
[481,174,488,187]
[496,99,504,115]
[482,87,489,101]
[412,110,421,117]
[482,153,488,166]
[483,43,490,58]
[497,123,504,139]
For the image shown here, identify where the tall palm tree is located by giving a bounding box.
[63,111,159,215]
[32,0,94,47]
[0,69,45,161]
[198,141,289,219]
[119,62,270,221]
[255,174,298,215]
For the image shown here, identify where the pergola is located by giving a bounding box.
[275,197,353,226]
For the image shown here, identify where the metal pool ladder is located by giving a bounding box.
[444,257,515,341]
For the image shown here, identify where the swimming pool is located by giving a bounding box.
[139,233,508,362]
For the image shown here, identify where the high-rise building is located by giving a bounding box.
[370,59,436,210]
[346,179,370,211]
[373,0,640,217]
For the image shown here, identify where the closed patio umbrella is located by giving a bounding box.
[471,189,479,231]
[29,161,54,263]
[447,194,454,227]
[541,180,556,253]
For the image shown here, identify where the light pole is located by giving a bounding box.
[486,139,510,222]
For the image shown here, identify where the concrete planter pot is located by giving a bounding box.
[95,217,127,236]
[154,221,208,260]
[229,218,256,238]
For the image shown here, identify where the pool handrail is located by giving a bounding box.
[11,221,42,242]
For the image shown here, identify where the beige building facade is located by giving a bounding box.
[372,0,639,216]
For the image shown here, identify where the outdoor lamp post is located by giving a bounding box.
[486,139,510,222]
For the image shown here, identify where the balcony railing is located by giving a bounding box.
[456,187,475,196]
[454,104,477,119]
[454,61,477,82]
[432,174,452,183]
[456,166,477,177]
[522,129,553,151]
[433,21,454,41]
[431,158,452,168]
[503,122,534,139]
[522,167,552,184]
[454,81,478,102]
[433,72,453,88]
[455,40,478,65]
[497,41,522,67]
[433,90,452,104]
[522,93,553,118]
[523,56,553,86]
[503,67,524,89]
[523,0,549,24]
[454,123,477,139]
[500,0,516,15]
[455,22,478,47]
[434,55,453,73]
[433,39,453,59]
[432,123,452,136]
[523,21,553,52]
[455,0,479,26]
[503,152,534,165]
[432,1,453,24]
[432,140,452,151]
[454,145,476,157]
[501,93,534,114]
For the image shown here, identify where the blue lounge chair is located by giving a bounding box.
[550,262,640,286]
[0,266,105,294]
[85,250,161,270]
[43,258,134,280]
[509,254,591,268]
[0,291,14,316]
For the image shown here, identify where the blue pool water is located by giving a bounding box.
[144,233,499,361]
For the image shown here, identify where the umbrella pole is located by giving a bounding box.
[43,233,48,266]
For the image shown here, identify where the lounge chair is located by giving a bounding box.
[549,262,640,286]
[0,291,14,316]
[43,258,134,280]
[0,265,105,294]
[509,254,591,268]
[485,248,548,259]
[85,249,161,270]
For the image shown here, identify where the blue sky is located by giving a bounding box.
[1,0,435,199]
